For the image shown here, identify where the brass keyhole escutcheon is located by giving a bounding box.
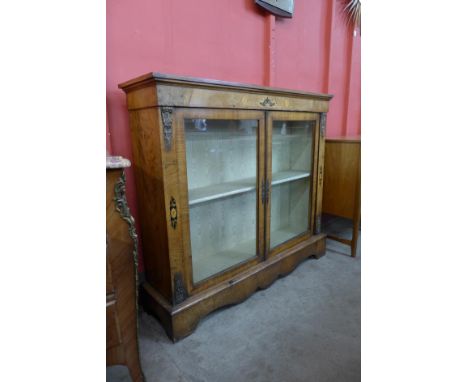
[170,197,177,229]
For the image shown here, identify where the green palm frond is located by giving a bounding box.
[343,0,361,32]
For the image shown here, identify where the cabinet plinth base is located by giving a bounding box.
[142,234,326,342]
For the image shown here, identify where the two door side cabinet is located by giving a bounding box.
[119,73,333,341]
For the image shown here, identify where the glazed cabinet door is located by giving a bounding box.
[176,109,266,291]
[265,112,320,257]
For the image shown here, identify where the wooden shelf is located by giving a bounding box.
[185,132,257,142]
[189,177,256,206]
[272,134,309,140]
[270,228,307,249]
[188,170,310,206]
[192,238,256,283]
[271,170,310,186]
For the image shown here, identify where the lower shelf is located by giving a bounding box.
[188,170,310,206]
[270,228,308,249]
[142,233,326,342]
[192,239,257,283]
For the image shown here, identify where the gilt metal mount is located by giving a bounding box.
[260,97,276,107]
[261,180,270,204]
[114,171,138,277]
[174,272,188,304]
[320,113,327,138]
[113,170,139,318]
[161,107,174,150]
[314,214,322,234]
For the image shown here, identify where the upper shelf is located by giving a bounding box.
[188,170,310,206]
[271,170,310,186]
[189,177,256,206]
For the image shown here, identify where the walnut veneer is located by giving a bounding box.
[119,73,333,341]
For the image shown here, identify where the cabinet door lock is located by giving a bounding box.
[261,180,270,204]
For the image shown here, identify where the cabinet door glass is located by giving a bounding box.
[270,120,313,249]
[185,119,258,283]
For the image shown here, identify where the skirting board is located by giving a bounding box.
[141,234,326,342]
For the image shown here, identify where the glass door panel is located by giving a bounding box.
[184,117,260,284]
[270,119,315,249]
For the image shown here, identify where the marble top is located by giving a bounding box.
[106,156,131,169]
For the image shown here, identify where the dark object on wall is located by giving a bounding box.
[255,0,294,18]
[106,156,144,382]
[119,73,332,341]
[322,137,361,257]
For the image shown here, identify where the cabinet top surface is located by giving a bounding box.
[118,72,333,101]
[106,156,131,169]
[326,136,361,143]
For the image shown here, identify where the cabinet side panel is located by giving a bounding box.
[129,108,172,301]
[126,84,158,110]
[322,141,360,219]
[160,108,188,305]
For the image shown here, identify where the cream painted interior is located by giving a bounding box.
[185,119,313,283]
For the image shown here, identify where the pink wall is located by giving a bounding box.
[107,0,361,269]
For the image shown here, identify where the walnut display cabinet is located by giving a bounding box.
[119,73,333,341]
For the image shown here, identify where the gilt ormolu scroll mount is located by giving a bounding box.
[314,214,322,234]
[174,272,188,304]
[161,107,174,150]
[320,113,327,138]
[260,97,276,107]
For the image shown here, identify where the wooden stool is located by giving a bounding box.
[322,138,360,257]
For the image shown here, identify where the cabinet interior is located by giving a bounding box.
[184,117,314,283]
[185,119,258,283]
[270,120,313,248]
